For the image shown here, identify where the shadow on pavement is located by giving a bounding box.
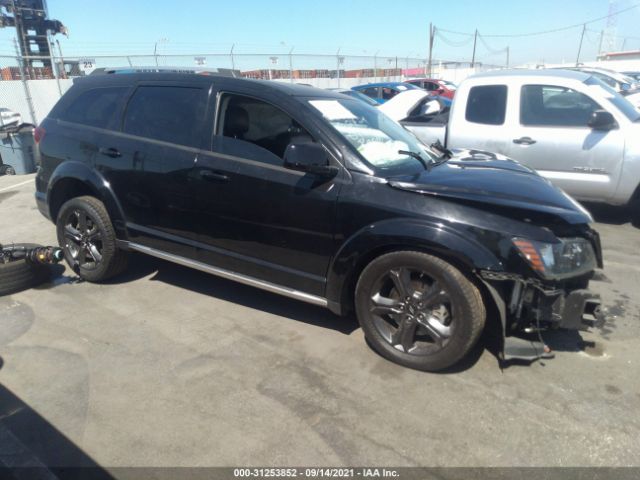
[0,381,113,480]
[107,253,360,335]
[583,202,637,227]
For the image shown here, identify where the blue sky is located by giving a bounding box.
[1,0,640,65]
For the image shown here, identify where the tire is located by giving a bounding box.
[355,251,486,372]
[56,195,128,282]
[0,165,16,176]
[630,197,640,228]
[0,243,50,296]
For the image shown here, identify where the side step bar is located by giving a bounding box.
[127,242,329,307]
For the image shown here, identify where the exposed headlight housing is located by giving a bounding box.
[513,237,597,280]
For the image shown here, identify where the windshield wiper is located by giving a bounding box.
[398,150,430,170]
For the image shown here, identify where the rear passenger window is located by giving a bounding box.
[123,86,204,147]
[59,87,127,129]
[465,85,507,125]
[361,87,379,99]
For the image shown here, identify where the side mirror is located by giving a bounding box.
[284,142,339,178]
[588,109,617,131]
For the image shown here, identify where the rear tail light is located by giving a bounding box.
[34,126,46,144]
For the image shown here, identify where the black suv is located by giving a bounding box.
[34,69,602,371]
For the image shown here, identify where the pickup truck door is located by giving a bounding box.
[506,83,624,202]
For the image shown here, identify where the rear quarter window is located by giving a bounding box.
[58,86,128,129]
[465,85,507,125]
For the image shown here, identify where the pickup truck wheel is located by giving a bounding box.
[56,196,128,282]
[355,251,486,372]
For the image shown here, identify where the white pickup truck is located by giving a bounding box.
[403,69,640,215]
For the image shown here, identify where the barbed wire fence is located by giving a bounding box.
[0,49,504,125]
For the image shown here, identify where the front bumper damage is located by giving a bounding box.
[479,270,601,363]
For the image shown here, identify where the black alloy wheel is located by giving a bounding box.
[56,196,128,282]
[355,251,486,371]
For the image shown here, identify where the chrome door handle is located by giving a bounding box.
[200,170,230,183]
[98,147,122,158]
[513,137,537,145]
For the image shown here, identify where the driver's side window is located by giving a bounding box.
[216,93,313,166]
[520,84,602,127]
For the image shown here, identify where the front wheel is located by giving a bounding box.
[56,195,128,282]
[355,251,486,371]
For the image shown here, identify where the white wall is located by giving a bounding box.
[1,69,486,126]
[0,78,72,124]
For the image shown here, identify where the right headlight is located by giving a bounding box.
[513,237,597,280]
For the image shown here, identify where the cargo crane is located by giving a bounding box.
[0,0,67,74]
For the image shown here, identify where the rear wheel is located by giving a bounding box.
[355,251,485,371]
[56,196,127,282]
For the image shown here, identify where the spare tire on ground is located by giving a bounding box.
[0,244,51,296]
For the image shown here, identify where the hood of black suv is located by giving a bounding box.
[388,149,593,224]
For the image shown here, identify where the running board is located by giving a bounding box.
[127,242,329,307]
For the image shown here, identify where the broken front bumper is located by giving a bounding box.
[479,271,601,332]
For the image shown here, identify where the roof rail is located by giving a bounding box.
[89,66,241,77]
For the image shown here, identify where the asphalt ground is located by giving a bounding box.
[0,174,639,470]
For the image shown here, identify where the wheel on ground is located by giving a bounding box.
[0,165,16,176]
[355,251,486,371]
[56,195,127,282]
[0,243,50,296]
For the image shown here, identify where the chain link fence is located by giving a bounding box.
[0,52,502,125]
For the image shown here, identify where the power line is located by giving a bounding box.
[434,29,474,47]
[438,3,639,39]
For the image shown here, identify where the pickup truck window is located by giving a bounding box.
[465,85,507,125]
[309,98,437,171]
[520,85,601,127]
[123,86,203,147]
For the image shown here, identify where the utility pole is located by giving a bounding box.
[427,23,435,77]
[598,29,605,55]
[471,29,478,68]
[576,24,586,66]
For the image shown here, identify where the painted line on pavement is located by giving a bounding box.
[0,179,33,193]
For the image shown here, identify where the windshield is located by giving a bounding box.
[585,76,640,122]
[308,97,438,171]
[440,80,457,89]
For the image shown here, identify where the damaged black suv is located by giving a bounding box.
[34,69,602,371]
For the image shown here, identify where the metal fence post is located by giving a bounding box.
[289,47,294,84]
[47,34,63,96]
[374,51,378,83]
[14,38,37,125]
